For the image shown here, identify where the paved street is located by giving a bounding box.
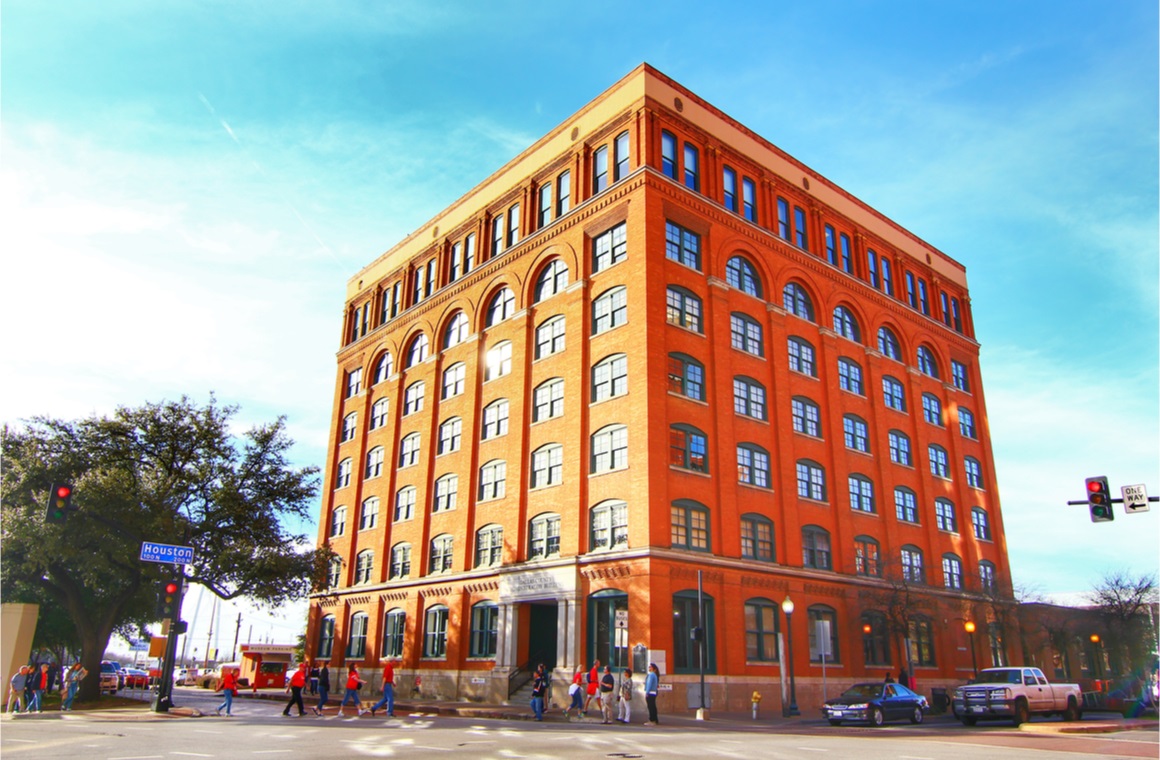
[1,687,1156,759]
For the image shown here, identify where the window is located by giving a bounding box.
[918,279,930,315]
[788,337,817,376]
[485,341,512,380]
[592,286,628,334]
[475,524,503,568]
[404,381,424,415]
[883,376,906,411]
[723,166,737,211]
[535,316,566,358]
[479,459,506,501]
[588,354,629,403]
[382,609,405,658]
[336,458,351,489]
[740,514,775,562]
[965,457,983,488]
[444,312,470,348]
[794,206,808,249]
[531,444,563,488]
[683,143,699,191]
[929,444,949,478]
[423,605,449,658]
[346,367,363,398]
[777,197,790,239]
[593,145,609,193]
[614,131,630,180]
[373,352,393,384]
[330,506,346,537]
[556,170,571,215]
[463,233,476,274]
[490,212,503,256]
[745,598,779,661]
[943,553,963,590]
[535,260,569,302]
[877,326,901,360]
[895,487,918,523]
[936,498,957,532]
[791,397,821,437]
[486,287,515,325]
[591,425,628,473]
[665,221,701,270]
[666,286,702,332]
[951,298,963,332]
[533,378,565,421]
[433,474,458,513]
[341,412,358,443]
[843,414,869,453]
[849,474,875,513]
[365,446,385,479]
[941,291,951,326]
[389,544,411,579]
[429,534,454,574]
[537,183,552,228]
[359,497,379,531]
[481,399,509,440]
[905,271,917,308]
[888,430,911,465]
[326,558,341,588]
[733,376,767,420]
[529,513,561,559]
[442,363,466,399]
[347,612,369,658]
[742,178,756,222]
[354,550,374,584]
[855,535,881,577]
[802,525,832,569]
[838,358,863,395]
[959,407,977,438]
[661,130,677,178]
[737,444,770,488]
[370,398,389,430]
[839,233,852,273]
[782,282,815,321]
[399,433,420,468]
[952,360,970,392]
[438,417,462,454]
[908,617,937,667]
[901,545,925,583]
[669,424,708,472]
[988,625,1006,667]
[832,306,861,342]
[979,560,997,593]
[796,460,826,501]
[730,313,764,356]
[590,500,628,550]
[862,611,891,666]
[394,486,415,522]
[725,255,761,297]
[916,346,940,378]
[667,353,704,400]
[881,256,894,296]
[825,224,837,266]
[406,334,429,367]
[316,615,336,659]
[469,601,499,658]
[808,606,840,662]
[672,590,716,673]
[972,507,992,540]
[593,223,627,272]
[671,499,709,551]
[867,250,880,289]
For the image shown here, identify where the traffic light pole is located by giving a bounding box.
[1066,497,1159,505]
[151,564,185,714]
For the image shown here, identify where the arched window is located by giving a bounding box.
[365,446,385,479]
[442,363,465,399]
[861,610,891,666]
[359,496,379,531]
[433,474,457,513]
[877,326,901,360]
[486,287,516,326]
[843,414,869,453]
[389,543,411,579]
[423,605,449,658]
[316,615,336,659]
[403,381,424,414]
[965,457,983,489]
[354,549,374,584]
[406,333,429,367]
[922,393,943,425]
[326,556,342,588]
[481,399,509,440]
[854,535,881,577]
[531,443,564,488]
[928,444,949,478]
[882,375,906,411]
[666,286,703,332]
[394,486,416,522]
[978,560,997,593]
[783,282,815,321]
[335,458,352,489]
[429,534,454,574]
[959,407,977,438]
[535,315,566,359]
[740,513,774,561]
[665,220,701,269]
[340,412,358,443]
[848,474,875,513]
[744,597,779,661]
[730,312,764,356]
[725,255,762,297]
[444,312,469,348]
[469,601,499,658]
[908,616,936,666]
[397,433,420,468]
[474,524,503,568]
[802,525,831,569]
[534,260,569,302]
[935,498,957,532]
[669,424,708,472]
[737,443,770,488]
[591,425,628,473]
[673,590,716,673]
[838,357,863,395]
[370,398,389,430]
[330,506,347,537]
[382,608,405,658]
[667,353,704,400]
[901,545,925,583]
[942,553,963,590]
[592,353,628,401]
[733,376,767,420]
[590,500,628,550]
[373,352,394,384]
[787,336,816,376]
[832,306,861,342]
[485,340,512,381]
[592,285,627,334]
[791,396,821,437]
[478,459,506,501]
[796,460,826,501]
[971,507,992,540]
[670,499,710,551]
[438,417,462,455]
[916,345,940,378]
[614,131,630,180]
[895,487,918,522]
[888,430,912,465]
[529,512,561,559]
[533,378,565,421]
[592,223,627,272]
[346,611,369,658]
[808,605,839,662]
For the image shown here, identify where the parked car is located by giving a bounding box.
[953,667,1082,726]
[99,661,121,694]
[121,667,150,688]
[823,682,929,726]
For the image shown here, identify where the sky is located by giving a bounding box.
[2,0,1157,653]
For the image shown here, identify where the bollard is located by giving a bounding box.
[751,690,762,719]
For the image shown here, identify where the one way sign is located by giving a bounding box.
[1122,484,1149,513]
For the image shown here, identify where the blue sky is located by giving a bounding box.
[3,0,1157,650]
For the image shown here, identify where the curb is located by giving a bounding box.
[1019,719,1158,735]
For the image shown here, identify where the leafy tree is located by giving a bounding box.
[1087,569,1159,677]
[857,555,936,675]
[1,397,329,702]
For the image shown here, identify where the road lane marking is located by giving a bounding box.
[171,753,214,758]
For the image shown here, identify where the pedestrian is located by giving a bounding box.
[644,663,660,726]
[884,672,895,684]
[312,662,330,715]
[563,666,584,718]
[282,663,308,716]
[23,666,36,713]
[530,664,547,721]
[599,665,616,724]
[215,666,238,716]
[30,663,52,713]
[337,665,366,717]
[309,662,319,696]
[583,658,600,715]
[617,668,633,723]
[898,667,909,690]
[61,663,87,711]
[369,658,396,717]
[7,666,27,715]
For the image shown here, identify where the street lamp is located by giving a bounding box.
[964,621,978,678]
[1089,634,1102,683]
[782,595,800,717]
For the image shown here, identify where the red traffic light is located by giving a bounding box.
[56,485,72,499]
[1087,480,1103,493]
[164,582,179,595]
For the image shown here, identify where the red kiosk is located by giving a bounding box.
[237,644,292,688]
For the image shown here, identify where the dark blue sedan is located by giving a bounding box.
[822,682,929,726]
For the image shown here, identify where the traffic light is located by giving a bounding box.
[156,570,185,620]
[1086,476,1114,522]
[44,483,73,523]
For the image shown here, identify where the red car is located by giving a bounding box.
[121,667,150,688]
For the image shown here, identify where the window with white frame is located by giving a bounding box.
[341,412,358,442]
[481,399,509,440]
[935,498,957,532]
[591,425,628,473]
[485,341,512,381]
[438,417,461,454]
[888,430,912,465]
[355,550,374,584]
[442,363,466,399]
[336,458,352,489]
[365,447,384,479]
[791,397,821,437]
[370,398,389,430]
[330,506,346,537]
[433,474,457,513]
[593,223,627,272]
[730,312,764,356]
[474,524,503,568]
[346,367,363,398]
[399,433,420,468]
[389,543,411,579]
[787,337,816,376]
[733,376,767,420]
[404,381,424,415]
[534,260,569,302]
[373,352,393,384]
[533,378,564,421]
[737,443,770,488]
[849,474,875,513]
[535,316,566,359]
[529,513,561,559]
[895,487,918,523]
[429,534,454,574]
[591,500,628,550]
[360,496,379,531]
[531,444,563,488]
[394,486,415,522]
[592,286,627,334]
[478,460,506,501]
[444,311,469,348]
[407,334,429,367]
[486,288,515,325]
[965,456,983,488]
[838,358,863,395]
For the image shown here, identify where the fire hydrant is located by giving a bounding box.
[751,690,762,719]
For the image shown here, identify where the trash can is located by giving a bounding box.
[930,687,949,714]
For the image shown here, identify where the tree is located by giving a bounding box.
[1,397,330,702]
[857,554,936,676]
[1087,569,1159,678]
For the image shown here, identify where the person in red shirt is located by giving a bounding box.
[282,663,307,716]
[215,667,239,717]
[337,665,366,717]
[583,658,601,715]
[369,659,396,717]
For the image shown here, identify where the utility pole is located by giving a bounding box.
[231,613,242,661]
[204,595,217,668]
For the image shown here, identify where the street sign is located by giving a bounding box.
[140,541,194,565]
[615,609,628,630]
[1122,484,1149,513]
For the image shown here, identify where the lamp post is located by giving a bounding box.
[1089,634,1102,684]
[782,595,800,717]
[964,621,978,678]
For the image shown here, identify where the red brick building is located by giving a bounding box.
[307,64,1014,713]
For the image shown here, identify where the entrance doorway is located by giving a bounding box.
[528,602,558,670]
[587,590,628,669]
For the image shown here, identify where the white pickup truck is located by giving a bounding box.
[952,666,1083,726]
